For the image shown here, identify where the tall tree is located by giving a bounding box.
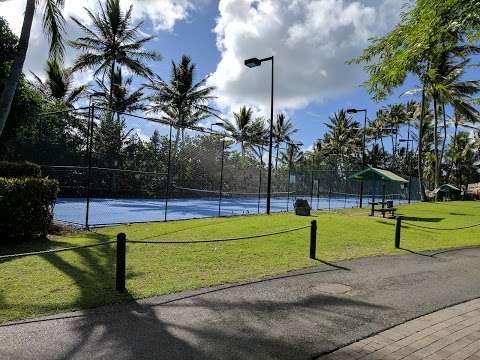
[273,112,297,169]
[350,0,480,200]
[31,59,87,107]
[95,66,145,112]
[222,106,265,156]
[147,55,219,155]
[321,110,361,177]
[0,0,65,137]
[70,0,159,106]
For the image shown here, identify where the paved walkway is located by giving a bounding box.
[322,299,480,360]
[1,247,480,359]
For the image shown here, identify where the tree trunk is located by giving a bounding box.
[447,120,458,182]
[417,83,428,201]
[275,144,279,170]
[439,103,447,176]
[109,61,116,109]
[433,96,439,193]
[0,0,36,137]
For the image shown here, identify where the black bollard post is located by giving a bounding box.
[310,220,317,259]
[116,233,126,292]
[395,216,402,249]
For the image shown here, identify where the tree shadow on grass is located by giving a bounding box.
[0,231,125,323]
[399,216,444,222]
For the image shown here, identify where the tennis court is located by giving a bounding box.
[54,194,409,226]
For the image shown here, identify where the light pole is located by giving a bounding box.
[347,108,367,208]
[399,123,414,204]
[245,56,274,214]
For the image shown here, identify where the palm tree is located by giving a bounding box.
[31,59,87,107]
[273,112,297,169]
[222,106,265,156]
[70,0,160,107]
[406,50,480,190]
[445,131,476,189]
[95,66,145,112]
[147,55,218,161]
[0,0,65,137]
[368,110,388,154]
[280,143,304,168]
[381,103,407,161]
[322,110,361,177]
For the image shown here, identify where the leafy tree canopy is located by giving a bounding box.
[350,0,480,101]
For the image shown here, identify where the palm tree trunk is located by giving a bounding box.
[275,144,279,170]
[109,60,116,109]
[433,97,440,192]
[447,120,458,182]
[418,83,428,201]
[439,103,447,174]
[0,0,36,137]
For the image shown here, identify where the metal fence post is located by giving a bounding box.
[310,168,314,207]
[116,233,126,292]
[310,220,317,259]
[286,159,291,212]
[257,146,264,214]
[395,216,402,249]
[164,124,173,222]
[85,104,94,229]
[328,183,332,211]
[218,139,225,217]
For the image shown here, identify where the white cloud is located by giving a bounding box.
[0,0,195,80]
[208,0,403,115]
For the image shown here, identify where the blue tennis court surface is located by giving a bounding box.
[54,196,408,226]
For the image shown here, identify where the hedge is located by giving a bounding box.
[0,177,59,240]
[0,161,41,179]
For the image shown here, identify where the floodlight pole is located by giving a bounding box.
[245,55,274,214]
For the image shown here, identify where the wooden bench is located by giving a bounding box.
[378,207,397,218]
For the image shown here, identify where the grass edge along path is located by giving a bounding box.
[1,201,480,324]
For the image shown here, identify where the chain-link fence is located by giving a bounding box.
[1,106,419,227]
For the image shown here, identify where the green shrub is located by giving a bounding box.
[0,161,41,179]
[0,177,59,240]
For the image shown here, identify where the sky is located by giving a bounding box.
[0,0,440,150]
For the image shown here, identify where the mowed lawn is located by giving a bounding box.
[1,201,480,324]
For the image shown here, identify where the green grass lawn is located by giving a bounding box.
[1,201,480,324]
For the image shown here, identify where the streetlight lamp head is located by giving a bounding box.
[346,108,359,113]
[244,58,262,68]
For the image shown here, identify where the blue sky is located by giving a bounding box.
[2,0,476,151]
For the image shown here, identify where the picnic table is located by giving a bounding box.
[369,200,396,218]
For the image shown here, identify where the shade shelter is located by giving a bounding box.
[348,166,409,216]
[432,184,461,201]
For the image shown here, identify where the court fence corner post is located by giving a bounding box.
[116,233,126,292]
[310,220,317,259]
[395,216,402,249]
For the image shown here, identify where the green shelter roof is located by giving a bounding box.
[348,166,409,183]
[433,184,461,194]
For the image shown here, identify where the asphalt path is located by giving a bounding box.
[1,247,480,360]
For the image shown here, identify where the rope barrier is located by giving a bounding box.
[126,225,310,244]
[0,240,116,260]
[402,221,480,231]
